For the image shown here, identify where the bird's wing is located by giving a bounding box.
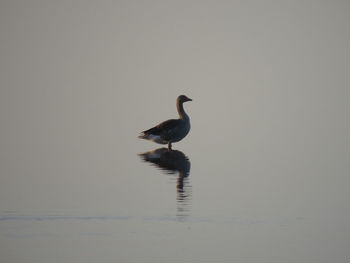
[156,119,180,131]
[143,119,180,137]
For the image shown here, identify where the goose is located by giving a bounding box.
[139,95,192,150]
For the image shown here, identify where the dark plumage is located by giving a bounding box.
[139,95,192,150]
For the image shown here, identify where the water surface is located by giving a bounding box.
[1,1,350,263]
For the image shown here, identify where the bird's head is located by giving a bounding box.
[178,95,192,103]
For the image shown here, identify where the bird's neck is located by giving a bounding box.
[177,101,189,120]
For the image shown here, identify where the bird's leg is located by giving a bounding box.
[168,142,172,151]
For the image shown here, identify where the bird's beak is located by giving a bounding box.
[187,97,192,102]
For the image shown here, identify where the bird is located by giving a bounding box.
[139,95,192,150]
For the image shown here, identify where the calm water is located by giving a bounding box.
[1,1,350,263]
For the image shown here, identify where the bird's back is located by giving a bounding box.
[140,118,190,143]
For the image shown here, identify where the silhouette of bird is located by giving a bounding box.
[139,95,192,150]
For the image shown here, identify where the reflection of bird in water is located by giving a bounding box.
[139,148,191,217]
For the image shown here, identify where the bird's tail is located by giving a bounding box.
[138,131,164,144]
[138,132,147,139]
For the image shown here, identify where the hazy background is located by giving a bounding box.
[1,1,350,263]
